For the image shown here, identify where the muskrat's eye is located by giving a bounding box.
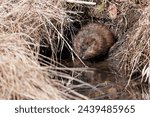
[84,38,96,45]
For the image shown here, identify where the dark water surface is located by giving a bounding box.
[71,60,142,100]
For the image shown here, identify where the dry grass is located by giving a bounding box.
[117,4,150,99]
[65,0,150,99]
[120,4,150,79]
[1,0,149,100]
[0,0,91,99]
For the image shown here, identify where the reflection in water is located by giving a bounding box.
[73,60,142,99]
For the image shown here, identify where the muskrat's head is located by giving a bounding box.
[79,37,104,60]
[73,23,115,61]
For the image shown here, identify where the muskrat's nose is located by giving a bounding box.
[78,53,84,59]
[78,53,86,60]
[81,55,86,60]
[81,54,89,60]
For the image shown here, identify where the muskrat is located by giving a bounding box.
[73,23,115,60]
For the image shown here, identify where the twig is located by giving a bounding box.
[65,0,96,5]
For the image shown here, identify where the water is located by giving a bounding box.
[72,60,142,99]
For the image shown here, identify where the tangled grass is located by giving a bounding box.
[0,0,90,99]
[120,5,150,80]
[118,4,150,99]
[0,0,149,100]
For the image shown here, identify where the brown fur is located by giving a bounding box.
[73,23,115,60]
